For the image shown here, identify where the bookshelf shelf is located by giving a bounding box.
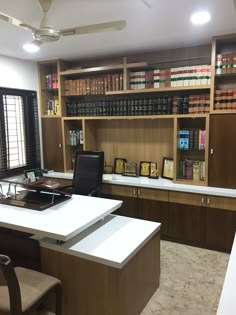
[41,115,61,118]
[177,149,205,152]
[41,88,59,92]
[60,64,124,76]
[106,85,211,96]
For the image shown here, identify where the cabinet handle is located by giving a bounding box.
[58,143,62,148]
[207,198,210,205]
[201,197,205,204]
[210,148,214,155]
[137,189,141,196]
[133,189,136,196]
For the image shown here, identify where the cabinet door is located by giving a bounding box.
[168,202,204,245]
[138,188,169,236]
[41,118,64,171]
[205,195,236,252]
[101,184,139,218]
[138,198,169,236]
[205,208,236,252]
[209,114,236,189]
[168,192,204,245]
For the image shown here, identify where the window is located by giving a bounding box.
[0,88,40,178]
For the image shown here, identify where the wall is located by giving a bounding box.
[0,54,38,90]
[0,54,43,167]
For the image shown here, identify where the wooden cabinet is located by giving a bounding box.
[102,184,138,218]
[138,188,169,236]
[102,184,169,236]
[168,191,205,245]
[168,191,236,252]
[209,114,236,189]
[103,184,236,252]
[41,118,64,171]
[204,195,236,252]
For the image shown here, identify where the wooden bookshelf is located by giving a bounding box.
[38,42,214,185]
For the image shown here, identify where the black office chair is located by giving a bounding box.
[70,150,104,197]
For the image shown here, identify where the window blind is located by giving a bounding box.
[0,88,40,178]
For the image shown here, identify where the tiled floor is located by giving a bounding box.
[141,240,229,315]
[36,240,230,315]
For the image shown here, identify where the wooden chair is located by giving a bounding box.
[0,254,61,315]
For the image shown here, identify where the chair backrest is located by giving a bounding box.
[72,150,104,196]
[0,254,22,314]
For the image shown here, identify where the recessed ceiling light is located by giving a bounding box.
[191,11,211,25]
[23,42,40,53]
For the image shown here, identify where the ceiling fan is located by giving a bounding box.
[0,0,126,50]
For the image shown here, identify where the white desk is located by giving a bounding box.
[0,190,122,241]
[217,233,236,315]
[46,172,236,198]
[40,214,161,268]
[0,181,161,315]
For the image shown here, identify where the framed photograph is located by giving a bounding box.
[24,169,43,183]
[24,170,36,183]
[140,161,151,176]
[114,158,126,174]
[162,157,174,180]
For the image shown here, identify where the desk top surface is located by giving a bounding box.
[40,214,161,268]
[46,172,236,198]
[0,183,122,241]
[217,233,236,315]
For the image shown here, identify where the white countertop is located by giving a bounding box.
[217,233,236,315]
[39,214,161,269]
[0,186,122,241]
[46,172,236,198]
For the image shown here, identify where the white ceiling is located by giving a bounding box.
[0,0,236,62]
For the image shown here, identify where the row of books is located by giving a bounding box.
[64,74,123,96]
[172,95,210,115]
[44,98,60,116]
[68,129,83,146]
[177,159,205,181]
[214,89,236,110]
[45,73,58,89]
[66,94,210,117]
[129,65,211,89]
[178,129,206,150]
[216,53,236,75]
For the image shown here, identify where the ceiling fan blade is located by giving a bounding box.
[0,11,37,32]
[61,20,126,37]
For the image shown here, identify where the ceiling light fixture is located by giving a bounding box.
[23,40,41,53]
[191,11,211,25]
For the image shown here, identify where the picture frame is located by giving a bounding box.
[162,157,174,180]
[24,169,43,183]
[114,158,126,174]
[140,161,151,177]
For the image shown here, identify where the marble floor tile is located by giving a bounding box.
[141,240,229,315]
